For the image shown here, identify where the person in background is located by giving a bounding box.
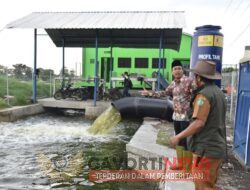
[170,60,227,190]
[141,60,196,169]
[122,72,132,97]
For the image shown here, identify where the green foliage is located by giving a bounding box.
[12,94,28,106]
[0,65,7,75]
[12,63,32,80]
[37,68,54,81]
[0,75,51,108]
[37,80,51,97]
[222,67,238,73]
[0,76,6,97]
[0,98,9,109]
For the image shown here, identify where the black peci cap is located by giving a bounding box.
[172,60,182,68]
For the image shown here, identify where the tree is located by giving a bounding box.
[222,67,238,73]
[59,67,70,78]
[37,68,54,81]
[13,64,32,80]
[0,65,7,75]
[69,69,75,77]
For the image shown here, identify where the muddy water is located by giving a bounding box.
[0,113,158,190]
[88,106,121,134]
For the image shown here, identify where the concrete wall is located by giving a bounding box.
[0,104,44,122]
[126,118,195,190]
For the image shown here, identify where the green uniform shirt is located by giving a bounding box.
[189,83,227,159]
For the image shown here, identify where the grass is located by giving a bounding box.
[0,98,10,109]
[0,75,51,109]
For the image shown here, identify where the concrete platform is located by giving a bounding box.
[38,98,111,119]
[126,118,194,190]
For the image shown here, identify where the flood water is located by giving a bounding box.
[0,113,159,190]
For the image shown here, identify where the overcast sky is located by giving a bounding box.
[0,0,249,74]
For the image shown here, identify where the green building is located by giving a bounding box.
[81,33,192,89]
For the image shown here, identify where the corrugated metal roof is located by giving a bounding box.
[5,11,186,49]
[6,11,185,29]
